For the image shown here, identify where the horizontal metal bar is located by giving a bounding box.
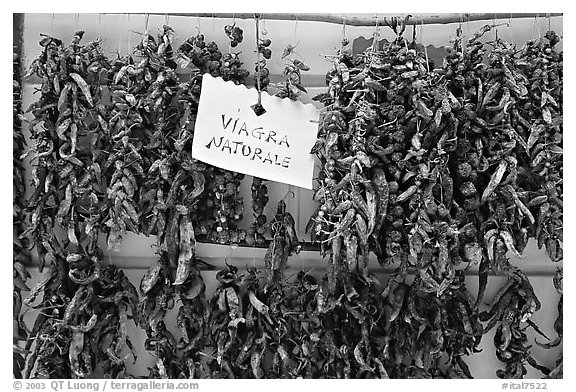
[95,243,562,276]
[137,13,562,26]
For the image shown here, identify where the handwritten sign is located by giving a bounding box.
[192,74,319,189]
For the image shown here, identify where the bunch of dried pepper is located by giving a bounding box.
[22,30,140,379]
[308,23,562,379]
[513,31,563,263]
[541,269,562,378]
[15,21,563,380]
[246,177,269,246]
[177,32,248,245]
[14,39,31,378]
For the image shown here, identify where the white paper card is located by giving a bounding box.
[192,74,319,189]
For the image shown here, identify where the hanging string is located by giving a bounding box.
[509,13,514,47]
[457,13,463,52]
[460,13,468,51]
[532,15,541,40]
[118,14,124,58]
[372,15,380,52]
[493,14,497,40]
[421,18,430,73]
[282,190,296,202]
[144,13,150,32]
[229,13,236,53]
[127,14,132,56]
[197,15,201,32]
[547,13,551,32]
[50,13,54,36]
[261,17,267,35]
[465,13,471,37]
[293,16,298,43]
[253,14,264,113]
[252,245,257,269]
[98,13,102,39]
[342,16,347,43]
[75,13,79,30]
[165,13,169,26]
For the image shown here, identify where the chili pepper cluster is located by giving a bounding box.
[246,177,269,246]
[246,34,274,246]
[255,37,272,90]
[309,23,562,378]
[19,31,140,378]
[275,55,310,100]
[224,23,244,48]
[15,21,562,380]
[14,41,31,379]
[177,33,249,244]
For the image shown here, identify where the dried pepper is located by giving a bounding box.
[176,31,249,245]
[15,20,562,380]
[276,57,310,100]
[246,177,269,246]
[480,268,548,378]
[13,38,31,378]
[138,253,179,378]
[309,22,562,379]
[542,269,562,378]
[265,200,300,286]
[21,30,140,379]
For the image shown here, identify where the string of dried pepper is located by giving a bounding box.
[13,36,31,378]
[22,31,140,379]
[15,20,563,380]
[176,31,248,245]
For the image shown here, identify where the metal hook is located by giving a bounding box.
[282,190,296,201]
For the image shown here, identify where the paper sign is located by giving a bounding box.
[192,74,319,189]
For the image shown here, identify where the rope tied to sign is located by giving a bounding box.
[252,13,266,115]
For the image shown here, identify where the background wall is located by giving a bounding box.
[19,13,563,379]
